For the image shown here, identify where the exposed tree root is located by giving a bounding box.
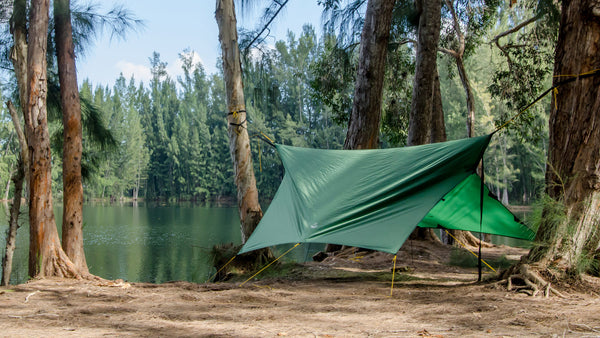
[450,230,494,248]
[496,264,567,298]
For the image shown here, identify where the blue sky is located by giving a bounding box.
[76,1,324,87]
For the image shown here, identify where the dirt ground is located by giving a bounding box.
[1,242,599,337]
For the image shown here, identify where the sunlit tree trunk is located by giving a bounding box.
[25,0,80,278]
[215,0,263,243]
[344,0,396,150]
[526,0,600,275]
[55,0,88,274]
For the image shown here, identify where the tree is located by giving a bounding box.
[406,0,444,242]
[501,0,600,292]
[324,0,396,253]
[215,0,263,243]
[54,0,88,274]
[25,0,80,278]
[344,0,397,150]
[439,0,499,138]
[529,0,600,274]
[407,0,442,146]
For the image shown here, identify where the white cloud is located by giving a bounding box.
[114,51,206,86]
[116,61,152,84]
[168,50,205,79]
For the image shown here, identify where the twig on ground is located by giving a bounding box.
[24,290,39,303]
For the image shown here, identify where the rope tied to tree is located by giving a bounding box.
[494,68,600,134]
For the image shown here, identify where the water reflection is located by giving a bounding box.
[0,203,241,284]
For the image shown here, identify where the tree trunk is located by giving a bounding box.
[1,158,24,286]
[325,0,396,253]
[25,0,80,278]
[215,0,263,243]
[429,71,446,144]
[526,0,600,275]
[407,0,442,242]
[9,0,30,193]
[344,0,396,150]
[408,0,441,146]
[441,0,475,138]
[55,0,88,274]
[455,57,475,138]
[3,165,13,201]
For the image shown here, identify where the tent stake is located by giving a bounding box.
[390,255,397,297]
[478,161,485,282]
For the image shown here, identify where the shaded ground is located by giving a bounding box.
[1,242,599,337]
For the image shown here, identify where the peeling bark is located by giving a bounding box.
[55,0,89,274]
[25,0,81,279]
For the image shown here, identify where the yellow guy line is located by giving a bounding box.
[239,243,301,287]
[444,230,497,273]
[260,131,274,144]
[206,255,236,283]
[553,68,600,78]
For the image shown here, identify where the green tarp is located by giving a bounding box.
[239,134,534,255]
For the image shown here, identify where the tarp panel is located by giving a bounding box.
[239,135,493,254]
[418,173,535,240]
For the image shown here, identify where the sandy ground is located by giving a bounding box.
[1,242,599,337]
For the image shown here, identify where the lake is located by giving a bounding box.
[0,203,529,285]
[0,203,246,285]
[0,202,326,285]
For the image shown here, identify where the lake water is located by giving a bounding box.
[0,203,529,285]
[0,203,245,285]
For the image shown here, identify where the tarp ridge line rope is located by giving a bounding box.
[494,68,600,133]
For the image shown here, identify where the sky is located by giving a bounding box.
[76,1,324,87]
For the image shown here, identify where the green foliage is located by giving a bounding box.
[308,35,355,125]
[487,0,558,141]
[527,195,567,262]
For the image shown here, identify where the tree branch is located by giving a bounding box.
[243,0,289,54]
[438,47,458,58]
[6,101,27,156]
[490,15,538,45]
[444,0,465,56]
